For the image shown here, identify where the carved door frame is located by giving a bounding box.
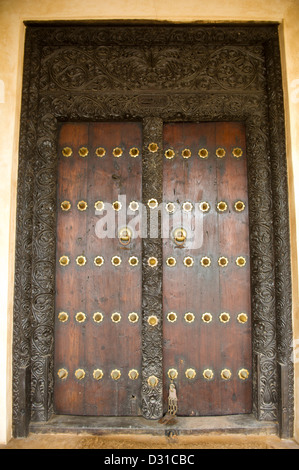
[13,22,293,438]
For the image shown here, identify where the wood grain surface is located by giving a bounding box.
[163,122,252,415]
[55,122,143,416]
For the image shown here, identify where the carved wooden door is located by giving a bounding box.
[54,121,252,417]
[55,122,143,415]
[162,122,252,416]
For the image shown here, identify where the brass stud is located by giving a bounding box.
[93,312,104,323]
[217,201,228,212]
[75,312,86,323]
[77,200,88,211]
[148,315,159,326]
[218,256,229,267]
[128,312,139,323]
[112,201,122,211]
[232,147,243,158]
[148,143,159,153]
[234,200,246,212]
[221,369,232,380]
[94,200,105,211]
[148,257,158,267]
[93,369,104,380]
[111,255,122,266]
[129,147,139,158]
[94,256,104,267]
[202,312,212,323]
[76,255,87,266]
[61,200,71,211]
[182,201,193,212]
[58,312,69,323]
[147,375,158,387]
[129,256,139,266]
[75,369,85,380]
[238,368,249,380]
[113,147,123,158]
[185,368,196,380]
[111,369,121,380]
[236,256,246,267]
[79,147,89,157]
[128,369,139,380]
[198,148,209,159]
[168,368,178,380]
[62,147,72,157]
[216,147,226,158]
[167,312,177,323]
[184,256,194,267]
[57,368,68,380]
[111,312,121,323]
[147,198,158,209]
[219,312,230,323]
[165,202,176,213]
[203,369,214,380]
[95,147,106,157]
[166,257,176,267]
[184,312,195,323]
[237,313,248,324]
[165,148,175,159]
[182,148,191,159]
[59,255,70,266]
[199,201,210,213]
[201,256,211,267]
[129,201,139,212]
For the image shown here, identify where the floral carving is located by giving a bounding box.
[40,44,265,93]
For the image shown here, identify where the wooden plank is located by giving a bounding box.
[54,122,143,416]
[162,122,252,416]
[55,122,89,415]
[30,413,277,436]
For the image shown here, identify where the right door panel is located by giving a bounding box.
[163,122,252,416]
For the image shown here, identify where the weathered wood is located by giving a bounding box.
[278,362,290,438]
[14,366,31,438]
[163,122,251,415]
[29,413,277,436]
[54,122,143,416]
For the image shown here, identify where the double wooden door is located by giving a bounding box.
[54,121,252,417]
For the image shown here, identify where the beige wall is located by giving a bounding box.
[1,0,299,445]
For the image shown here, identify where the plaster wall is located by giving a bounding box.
[0,0,298,445]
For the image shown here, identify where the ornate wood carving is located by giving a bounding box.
[141,117,163,419]
[13,23,293,437]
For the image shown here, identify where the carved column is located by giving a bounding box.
[141,117,164,419]
[12,30,39,437]
[264,37,294,438]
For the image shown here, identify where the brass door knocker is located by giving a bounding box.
[173,227,187,245]
[118,227,132,246]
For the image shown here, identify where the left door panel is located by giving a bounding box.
[54,122,142,416]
